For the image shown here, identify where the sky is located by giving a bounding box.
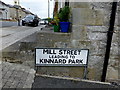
[2,0,54,19]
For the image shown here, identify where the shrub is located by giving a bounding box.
[58,6,70,22]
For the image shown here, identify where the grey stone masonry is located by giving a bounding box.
[1,61,36,89]
[69,2,119,81]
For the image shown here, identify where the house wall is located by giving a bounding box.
[0,2,10,19]
[0,1,31,21]
[9,7,17,20]
[9,7,27,20]
[19,9,27,19]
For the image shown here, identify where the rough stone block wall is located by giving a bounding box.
[118,4,120,80]
[36,32,86,79]
[67,2,119,81]
[36,32,71,48]
[106,3,120,81]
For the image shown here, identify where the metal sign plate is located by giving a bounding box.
[35,48,89,66]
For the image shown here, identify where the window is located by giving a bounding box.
[65,0,69,6]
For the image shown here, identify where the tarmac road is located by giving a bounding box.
[32,75,119,89]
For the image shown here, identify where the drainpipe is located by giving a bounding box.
[6,12,7,19]
[5,9,8,19]
[101,1,118,82]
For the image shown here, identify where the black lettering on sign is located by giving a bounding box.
[76,59,83,64]
[78,50,81,55]
[63,59,67,64]
[68,59,83,64]
[40,59,44,63]
[59,50,63,55]
[43,49,56,54]
[44,59,49,63]
[67,50,71,55]
[39,59,67,64]
[48,59,54,63]
[59,59,62,63]
[58,50,81,55]
[63,50,67,54]
[68,59,75,63]
[70,55,75,59]
[49,55,68,59]
[74,50,77,55]
[43,49,48,54]
[55,59,59,63]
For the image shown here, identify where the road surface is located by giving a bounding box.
[0,25,45,51]
[32,75,119,88]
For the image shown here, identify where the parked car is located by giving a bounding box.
[22,15,39,26]
[39,20,47,25]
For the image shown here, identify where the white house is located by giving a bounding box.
[0,1,10,19]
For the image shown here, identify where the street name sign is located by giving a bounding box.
[35,48,89,66]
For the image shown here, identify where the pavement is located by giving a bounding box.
[0,61,119,89]
[0,25,45,51]
[0,21,18,27]
[0,25,44,89]
[1,61,35,89]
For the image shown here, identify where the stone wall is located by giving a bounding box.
[106,2,120,81]
[54,2,119,81]
[36,31,86,79]
[67,2,119,81]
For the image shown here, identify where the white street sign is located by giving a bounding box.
[35,48,89,66]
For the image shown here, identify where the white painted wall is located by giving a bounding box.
[0,2,10,19]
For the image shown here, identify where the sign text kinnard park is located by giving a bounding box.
[35,48,89,66]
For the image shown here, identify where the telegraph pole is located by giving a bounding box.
[48,0,52,18]
[48,0,50,18]
[14,0,20,26]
